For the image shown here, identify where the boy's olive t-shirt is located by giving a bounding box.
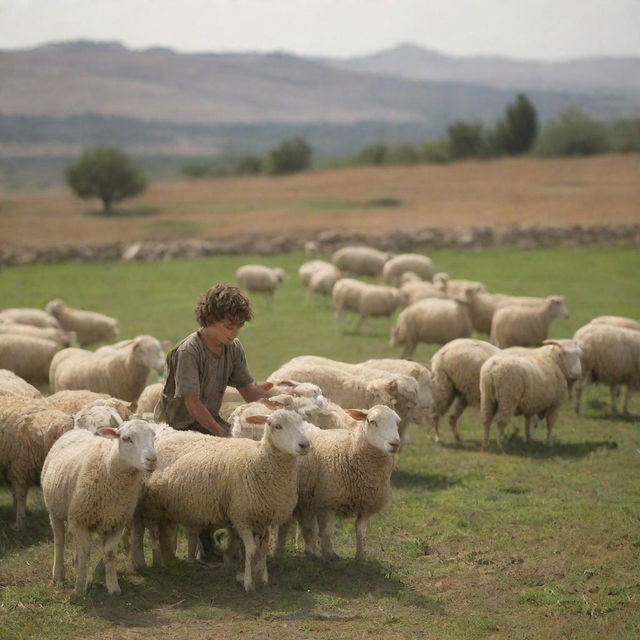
[155,331,253,430]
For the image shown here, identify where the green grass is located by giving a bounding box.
[1,246,639,639]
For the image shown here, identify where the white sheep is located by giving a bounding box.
[390,296,473,360]
[276,405,400,562]
[573,323,640,415]
[304,240,320,258]
[490,296,569,348]
[308,263,342,298]
[136,382,164,416]
[400,279,448,305]
[0,307,62,329]
[298,260,332,287]
[0,334,63,384]
[235,265,285,303]
[464,290,510,335]
[46,389,133,422]
[589,315,640,332]
[41,419,157,595]
[133,409,310,592]
[45,299,119,346]
[382,254,435,284]
[0,321,76,346]
[0,368,44,399]
[331,246,390,278]
[428,339,500,443]
[479,339,582,451]
[49,335,166,402]
[433,272,486,298]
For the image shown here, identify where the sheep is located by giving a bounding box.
[45,299,119,346]
[573,323,640,415]
[390,296,473,360]
[434,273,486,298]
[46,390,133,422]
[331,246,390,278]
[382,254,435,284]
[333,278,406,332]
[0,307,61,329]
[0,368,43,399]
[298,260,332,287]
[0,334,63,384]
[308,263,342,298]
[0,321,76,346]
[589,315,640,332]
[490,296,569,348]
[49,335,166,402]
[479,339,582,451]
[133,409,310,592]
[136,382,164,416]
[276,405,400,562]
[235,265,285,303]
[304,240,320,258]
[464,290,511,335]
[495,295,547,310]
[400,279,449,305]
[41,419,157,595]
[427,339,500,443]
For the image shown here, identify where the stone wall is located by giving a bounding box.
[1,223,639,267]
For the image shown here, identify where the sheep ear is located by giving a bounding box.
[95,427,120,439]
[263,398,287,409]
[345,409,368,421]
[245,415,268,425]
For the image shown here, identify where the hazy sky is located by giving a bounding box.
[1,0,639,61]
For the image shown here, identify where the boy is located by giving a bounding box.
[155,283,272,435]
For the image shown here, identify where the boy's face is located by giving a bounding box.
[207,317,245,345]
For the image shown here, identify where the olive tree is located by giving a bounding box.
[65,146,147,215]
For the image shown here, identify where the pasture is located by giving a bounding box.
[1,246,639,640]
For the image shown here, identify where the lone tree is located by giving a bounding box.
[266,137,313,175]
[499,93,539,155]
[65,146,147,215]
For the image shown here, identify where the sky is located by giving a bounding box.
[0,0,639,61]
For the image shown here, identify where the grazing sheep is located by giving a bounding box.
[304,240,320,258]
[45,299,119,346]
[434,273,485,298]
[134,409,310,592]
[136,382,164,416]
[331,246,390,278]
[479,339,582,451]
[573,323,640,415]
[298,260,332,287]
[0,308,61,329]
[46,390,133,422]
[390,296,473,360]
[235,265,285,303]
[382,254,435,284]
[0,321,76,346]
[0,334,63,384]
[41,419,157,595]
[277,405,400,561]
[490,296,569,348]
[495,295,547,310]
[465,290,511,335]
[0,368,43,399]
[308,263,342,298]
[49,335,166,402]
[428,339,500,443]
[400,278,449,305]
[589,315,640,332]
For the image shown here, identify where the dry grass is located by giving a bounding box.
[1,155,639,247]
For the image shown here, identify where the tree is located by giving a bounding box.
[499,93,539,155]
[535,107,609,157]
[65,146,147,215]
[446,121,485,159]
[265,137,313,175]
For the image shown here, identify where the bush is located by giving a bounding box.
[535,108,609,157]
[266,137,313,175]
[419,139,451,163]
[607,118,640,152]
[354,142,388,166]
[447,121,485,159]
[234,154,263,175]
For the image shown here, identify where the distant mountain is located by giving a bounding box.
[322,43,640,101]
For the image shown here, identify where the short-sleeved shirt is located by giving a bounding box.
[154,331,253,430]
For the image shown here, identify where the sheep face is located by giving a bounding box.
[97,419,157,472]
[45,298,66,316]
[134,336,166,374]
[348,405,401,454]
[544,339,583,381]
[262,409,311,456]
[548,296,569,320]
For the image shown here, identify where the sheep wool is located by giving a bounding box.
[0,368,44,399]
[45,299,119,346]
[0,334,63,384]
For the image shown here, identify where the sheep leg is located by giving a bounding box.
[574,375,587,414]
[253,531,270,587]
[401,340,417,361]
[524,415,533,444]
[494,419,508,453]
[623,386,633,414]
[610,385,619,415]
[102,527,125,595]
[235,527,257,592]
[448,397,467,444]
[318,510,339,561]
[187,529,198,562]
[158,522,176,565]
[355,514,370,562]
[73,527,92,596]
[545,411,557,447]
[297,510,321,558]
[12,483,29,529]
[129,510,146,571]
[354,315,366,333]
[275,519,292,555]
[224,527,243,568]
[50,515,66,584]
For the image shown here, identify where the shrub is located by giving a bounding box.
[535,108,609,157]
[266,137,313,175]
[447,121,485,159]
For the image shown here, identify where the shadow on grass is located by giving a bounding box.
[0,505,51,559]
[81,553,441,627]
[83,206,160,218]
[392,469,461,491]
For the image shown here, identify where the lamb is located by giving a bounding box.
[45,299,119,346]
[428,339,500,443]
[0,321,76,346]
[382,254,435,284]
[479,339,582,451]
[490,296,569,348]
[136,382,164,416]
[0,307,61,329]
[589,315,640,332]
[46,390,133,422]
[331,246,390,278]
[390,296,473,360]
[0,368,43,399]
[235,265,285,303]
[573,323,640,415]
[276,405,400,562]
[49,334,166,402]
[41,419,157,595]
[133,409,310,592]
[0,334,63,384]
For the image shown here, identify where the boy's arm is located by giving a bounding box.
[237,381,273,403]
[183,395,228,437]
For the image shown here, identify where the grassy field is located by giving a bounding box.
[1,246,639,639]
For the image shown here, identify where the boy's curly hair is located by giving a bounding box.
[194,284,253,327]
